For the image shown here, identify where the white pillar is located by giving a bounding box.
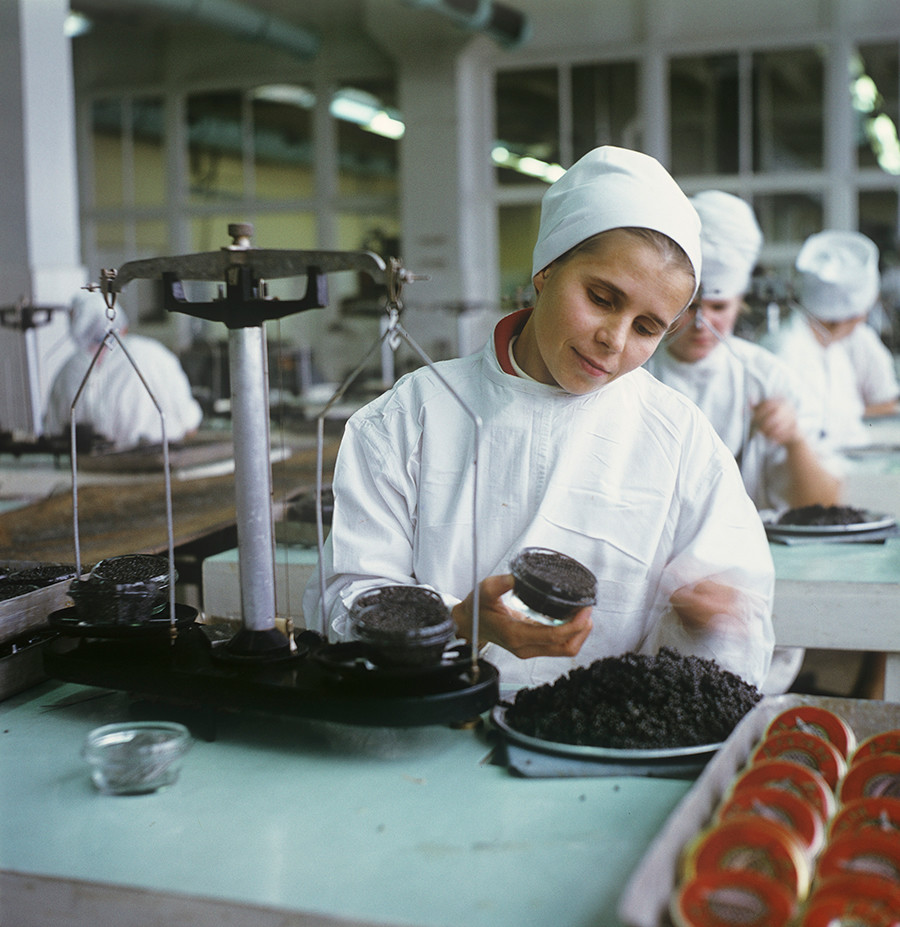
[0,0,86,434]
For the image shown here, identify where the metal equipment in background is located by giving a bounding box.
[44,223,499,730]
[0,299,70,444]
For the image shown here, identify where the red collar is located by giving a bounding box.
[493,308,532,375]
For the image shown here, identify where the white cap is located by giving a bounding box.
[531,146,702,296]
[70,290,128,351]
[795,230,881,321]
[690,191,762,299]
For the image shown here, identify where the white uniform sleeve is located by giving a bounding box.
[641,437,776,688]
[844,325,900,407]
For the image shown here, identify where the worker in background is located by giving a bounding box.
[646,192,844,697]
[43,290,203,450]
[761,230,894,449]
[646,190,842,515]
[305,146,775,691]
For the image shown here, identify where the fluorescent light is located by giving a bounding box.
[252,84,316,109]
[64,12,92,37]
[366,111,405,139]
[491,145,564,183]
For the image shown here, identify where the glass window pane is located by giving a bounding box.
[753,48,825,171]
[91,99,124,208]
[855,44,900,174]
[498,202,542,307]
[571,61,639,161]
[754,192,823,246]
[187,91,244,203]
[669,54,740,175]
[133,97,165,208]
[251,89,314,200]
[859,189,899,262]
[333,81,400,197]
[495,68,560,184]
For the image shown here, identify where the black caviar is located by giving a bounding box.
[505,647,761,750]
[777,504,870,526]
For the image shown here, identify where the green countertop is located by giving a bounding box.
[0,681,691,927]
[770,536,900,583]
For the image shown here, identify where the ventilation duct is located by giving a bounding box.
[110,0,320,59]
[400,0,531,49]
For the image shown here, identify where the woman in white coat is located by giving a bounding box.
[761,230,890,449]
[645,191,842,514]
[304,147,775,691]
[43,290,203,450]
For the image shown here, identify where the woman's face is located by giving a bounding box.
[664,295,742,363]
[515,229,695,394]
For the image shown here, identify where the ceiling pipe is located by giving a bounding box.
[400,0,531,49]
[114,0,320,59]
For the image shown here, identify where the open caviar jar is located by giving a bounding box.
[508,547,597,625]
[82,721,192,795]
[348,585,456,667]
[69,554,175,624]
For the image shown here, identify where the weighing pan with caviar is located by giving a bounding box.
[490,648,762,778]
[763,504,898,544]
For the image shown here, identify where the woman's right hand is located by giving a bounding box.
[451,573,593,660]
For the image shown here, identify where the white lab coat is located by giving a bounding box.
[841,323,900,410]
[304,314,775,690]
[761,314,867,451]
[645,336,832,513]
[43,334,203,450]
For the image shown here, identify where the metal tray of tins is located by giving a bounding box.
[490,704,723,779]
[617,693,900,927]
[764,510,896,537]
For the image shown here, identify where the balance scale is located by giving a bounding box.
[44,224,499,730]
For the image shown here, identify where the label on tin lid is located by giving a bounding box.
[717,786,825,859]
[765,705,856,760]
[752,729,847,791]
[805,871,900,917]
[828,796,900,841]
[797,893,897,927]
[671,869,796,927]
[851,729,900,766]
[839,753,900,804]
[816,831,900,887]
[683,817,811,900]
[730,760,836,823]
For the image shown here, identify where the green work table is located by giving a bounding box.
[0,681,690,927]
[771,537,900,698]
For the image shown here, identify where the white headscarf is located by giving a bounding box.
[691,191,763,300]
[795,230,881,322]
[531,146,702,299]
[70,290,129,351]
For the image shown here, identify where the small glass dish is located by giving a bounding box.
[69,554,175,624]
[509,547,597,625]
[82,721,192,795]
[349,585,456,667]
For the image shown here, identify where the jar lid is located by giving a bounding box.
[816,830,900,888]
[764,706,856,760]
[682,817,811,900]
[671,869,796,927]
[851,729,900,766]
[839,753,900,804]
[730,760,836,823]
[717,785,825,858]
[751,729,846,792]
[828,796,900,841]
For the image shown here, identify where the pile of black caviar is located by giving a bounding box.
[777,503,870,526]
[504,647,762,749]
